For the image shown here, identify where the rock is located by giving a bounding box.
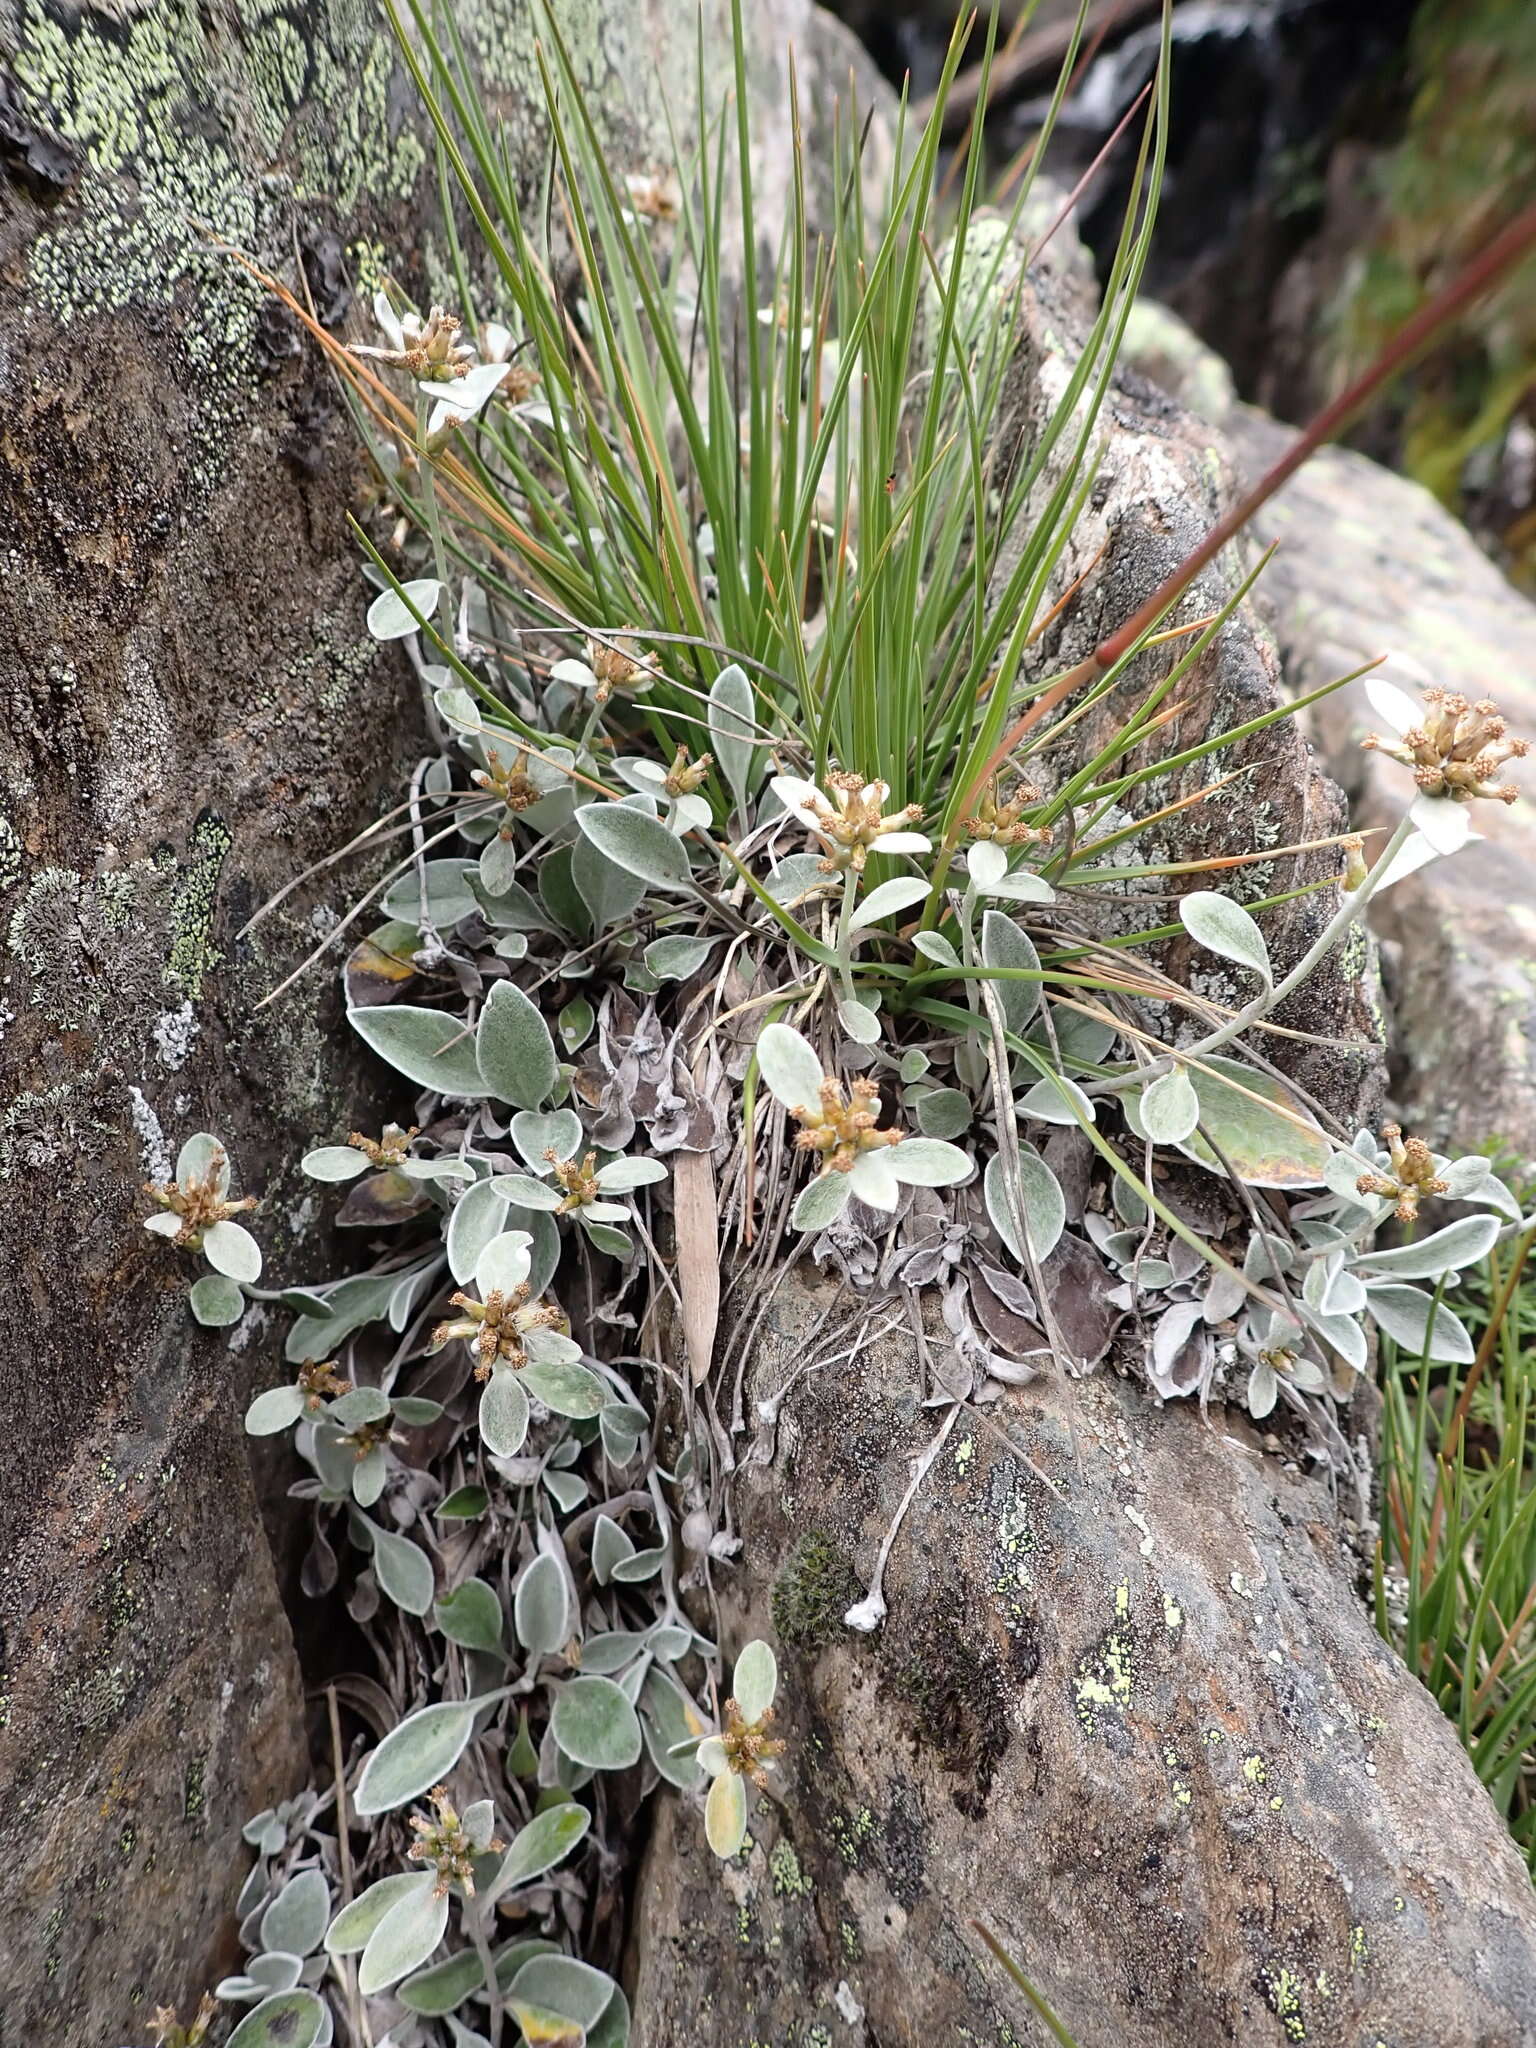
[631,1266,1536,2046]
[0,0,882,2030]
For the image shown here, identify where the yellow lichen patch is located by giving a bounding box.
[1074,1591,1136,1736]
[1261,1964,1307,2042]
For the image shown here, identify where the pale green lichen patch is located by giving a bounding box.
[13,0,426,422]
[828,1806,877,1868]
[769,1839,813,1900]
[164,813,231,1001]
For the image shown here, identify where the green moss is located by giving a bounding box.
[772,1531,859,1652]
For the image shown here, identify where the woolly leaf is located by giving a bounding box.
[1178,891,1272,983]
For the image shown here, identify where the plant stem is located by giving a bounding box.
[1115,813,1416,1091]
[416,393,455,642]
[834,867,860,1004]
[470,1902,503,2047]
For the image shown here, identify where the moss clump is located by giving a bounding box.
[771,1531,858,1652]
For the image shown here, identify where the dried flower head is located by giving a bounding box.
[719,1697,784,1786]
[585,631,653,704]
[347,1123,417,1168]
[142,1144,257,1251]
[472,743,540,816]
[962,778,1049,848]
[1356,1123,1450,1223]
[547,1148,604,1213]
[624,167,682,221]
[790,1075,904,1176]
[430,1279,563,1380]
[770,771,931,875]
[352,303,474,382]
[662,745,712,798]
[296,1358,353,1412]
[1363,686,1528,806]
[147,1996,216,2048]
[341,1417,395,1460]
[408,1785,502,1897]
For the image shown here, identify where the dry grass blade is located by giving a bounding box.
[672,1148,723,1386]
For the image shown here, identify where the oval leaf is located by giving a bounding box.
[1366,1283,1476,1364]
[477,981,558,1108]
[1179,890,1272,983]
[888,1137,971,1188]
[515,1552,571,1656]
[191,1272,247,1327]
[436,1578,504,1652]
[980,911,1040,1033]
[358,1878,448,1995]
[350,1005,486,1097]
[367,579,442,639]
[708,662,761,812]
[521,1357,608,1419]
[261,1870,331,1959]
[755,1023,823,1112]
[226,1991,326,2048]
[850,877,931,932]
[574,802,693,892]
[792,1171,852,1231]
[447,1176,513,1284]
[1355,1214,1501,1281]
[326,1873,427,1954]
[487,1802,592,1904]
[1139,1068,1200,1146]
[204,1219,262,1284]
[245,1384,306,1436]
[302,1145,371,1182]
[1176,1057,1331,1189]
[480,1370,530,1457]
[513,1108,583,1170]
[551,1675,643,1771]
[510,1955,616,2032]
[731,1640,777,1725]
[355,1701,478,1815]
[370,1526,435,1615]
[984,1148,1064,1264]
[705,1769,747,1858]
[398,1946,487,2016]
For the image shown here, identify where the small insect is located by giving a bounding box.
[884,472,896,494]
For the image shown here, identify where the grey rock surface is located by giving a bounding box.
[632,1267,1536,2047]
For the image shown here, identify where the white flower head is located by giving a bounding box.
[769,770,930,874]
[1363,676,1528,856]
